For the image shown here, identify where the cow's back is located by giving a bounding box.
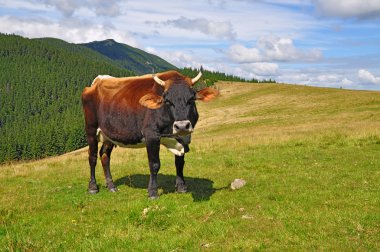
[93,75,152,105]
[82,74,158,145]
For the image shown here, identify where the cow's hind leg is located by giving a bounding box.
[175,155,187,193]
[87,135,99,194]
[146,138,161,199]
[99,142,117,192]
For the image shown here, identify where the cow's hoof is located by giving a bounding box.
[108,187,118,193]
[88,189,99,194]
[88,182,99,194]
[105,182,118,193]
[175,183,187,193]
[148,189,159,199]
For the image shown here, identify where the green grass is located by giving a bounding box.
[1,82,380,251]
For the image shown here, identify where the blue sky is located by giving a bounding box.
[1,0,380,90]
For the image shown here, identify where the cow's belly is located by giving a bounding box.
[96,128,188,156]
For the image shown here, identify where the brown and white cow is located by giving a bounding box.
[81,70,218,199]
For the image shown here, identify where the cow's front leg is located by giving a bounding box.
[175,155,187,193]
[146,138,161,199]
[99,142,117,192]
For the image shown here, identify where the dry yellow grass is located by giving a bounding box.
[195,82,380,145]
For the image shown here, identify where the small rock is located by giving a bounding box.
[230,178,246,190]
[201,243,211,248]
[142,207,149,218]
[242,214,254,220]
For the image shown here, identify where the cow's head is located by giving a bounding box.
[139,72,219,136]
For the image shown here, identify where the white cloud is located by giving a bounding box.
[24,0,124,17]
[242,62,279,76]
[0,15,138,46]
[163,16,236,40]
[314,0,380,19]
[358,69,380,85]
[341,78,353,86]
[152,49,204,69]
[277,69,380,90]
[257,36,322,62]
[228,44,261,63]
[228,36,322,63]
[278,70,354,88]
[279,73,310,83]
[315,74,341,83]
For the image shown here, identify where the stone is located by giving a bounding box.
[230,178,246,190]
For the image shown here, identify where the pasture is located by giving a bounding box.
[1,82,379,251]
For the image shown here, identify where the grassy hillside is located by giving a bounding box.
[1,82,379,251]
[82,39,176,74]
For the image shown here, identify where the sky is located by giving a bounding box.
[1,0,380,90]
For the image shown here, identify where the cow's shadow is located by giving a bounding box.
[115,174,223,201]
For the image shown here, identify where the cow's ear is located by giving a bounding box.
[196,87,219,102]
[139,93,164,109]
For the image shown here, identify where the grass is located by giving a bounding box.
[1,82,380,251]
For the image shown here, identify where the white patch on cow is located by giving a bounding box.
[160,138,186,156]
[96,128,187,156]
[96,128,145,148]
[91,75,114,86]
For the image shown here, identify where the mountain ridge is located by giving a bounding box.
[81,39,176,74]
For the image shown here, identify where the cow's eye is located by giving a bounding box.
[187,97,196,105]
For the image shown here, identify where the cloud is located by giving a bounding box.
[0,15,138,46]
[228,36,322,63]
[150,49,204,69]
[228,44,261,63]
[313,0,380,19]
[40,0,123,17]
[276,68,380,90]
[341,78,354,86]
[163,16,236,40]
[358,69,380,84]
[277,69,357,88]
[242,62,279,76]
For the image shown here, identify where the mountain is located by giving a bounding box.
[82,39,176,74]
[36,37,127,66]
[0,34,134,162]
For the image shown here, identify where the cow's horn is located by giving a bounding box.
[191,72,202,84]
[153,75,166,86]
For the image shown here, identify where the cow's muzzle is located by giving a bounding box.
[173,120,193,136]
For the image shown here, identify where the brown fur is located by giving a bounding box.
[84,70,189,111]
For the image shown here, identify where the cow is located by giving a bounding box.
[81,70,219,199]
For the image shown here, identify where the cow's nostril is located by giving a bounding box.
[173,120,192,134]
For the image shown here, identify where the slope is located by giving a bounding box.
[82,39,176,74]
[1,82,379,251]
[36,37,127,66]
[0,33,134,162]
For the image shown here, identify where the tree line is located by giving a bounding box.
[0,34,133,163]
[180,66,276,88]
